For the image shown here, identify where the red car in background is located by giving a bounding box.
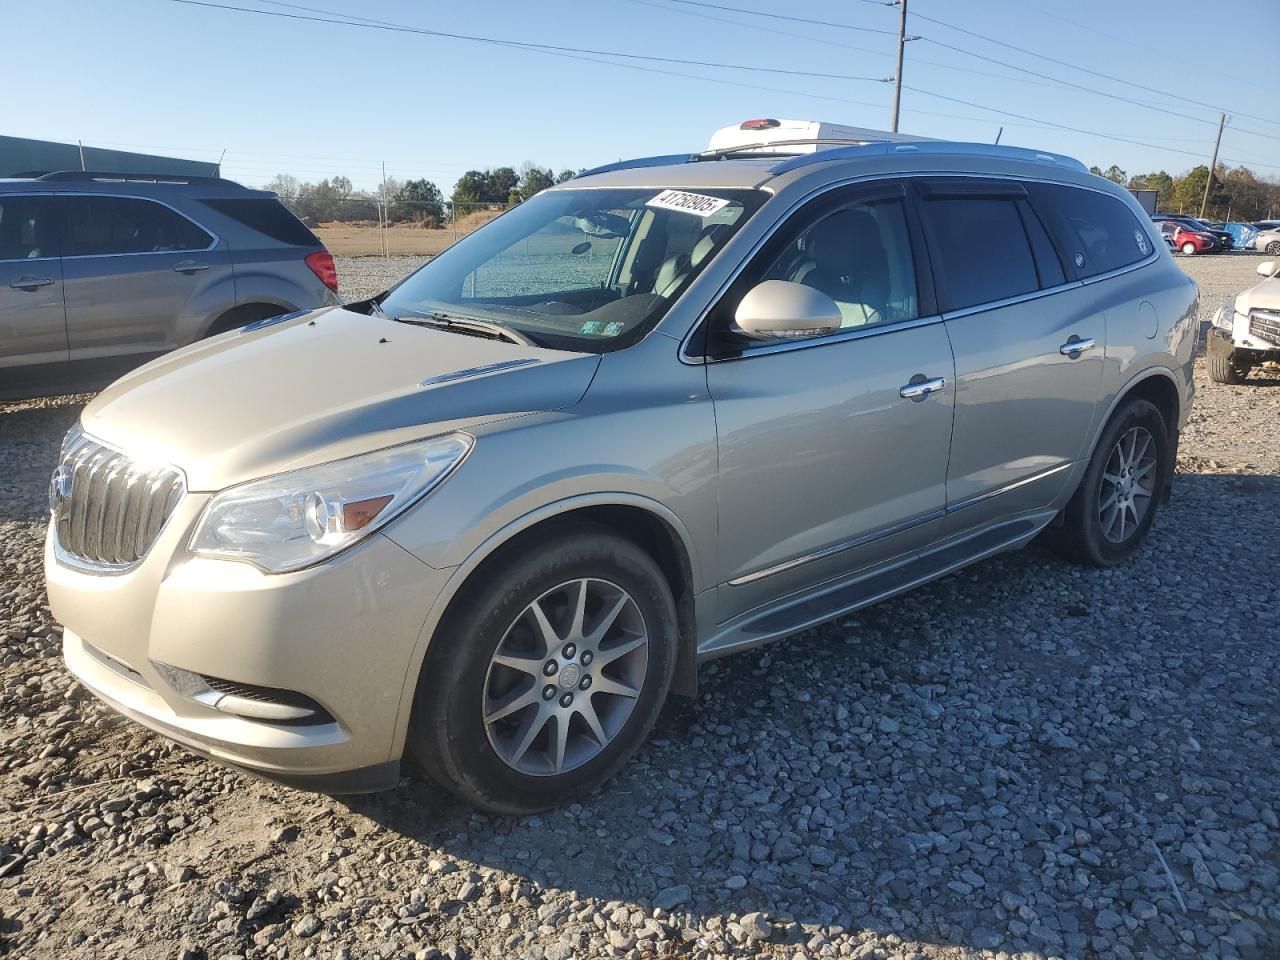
[1157,220,1219,255]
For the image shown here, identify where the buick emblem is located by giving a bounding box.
[49,466,73,513]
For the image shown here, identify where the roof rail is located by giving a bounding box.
[771,141,1088,174]
[697,136,932,160]
[574,154,696,179]
[36,171,239,186]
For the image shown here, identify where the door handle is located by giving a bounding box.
[173,261,209,273]
[1059,336,1096,358]
[9,276,54,291]
[899,376,947,400]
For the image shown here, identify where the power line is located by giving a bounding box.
[907,7,1280,136]
[161,0,888,83]
[154,0,1280,173]
[639,0,1280,139]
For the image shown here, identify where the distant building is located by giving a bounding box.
[0,135,219,179]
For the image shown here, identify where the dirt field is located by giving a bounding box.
[1,253,1276,960]
[315,210,505,257]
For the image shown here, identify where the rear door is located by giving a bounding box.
[59,194,233,380]
[0,194,69,396]
[917,179,1106,532]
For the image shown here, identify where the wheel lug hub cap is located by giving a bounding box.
[558,662,583,691]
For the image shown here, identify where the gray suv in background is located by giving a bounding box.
[0,172,339,400]
[47,121,1198,812]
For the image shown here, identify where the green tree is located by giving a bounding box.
[513,164,555,203]
[394,178,444,226]
[555,169,576,184]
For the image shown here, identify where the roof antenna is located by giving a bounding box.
[994,127,1003,145]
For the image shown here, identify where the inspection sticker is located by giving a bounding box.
[645,189,730,218]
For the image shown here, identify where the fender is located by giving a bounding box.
[1086,364,1183,461]
[386,491,705,758]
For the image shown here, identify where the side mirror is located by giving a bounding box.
[1258,261,1278,278]
[733,280,841,341]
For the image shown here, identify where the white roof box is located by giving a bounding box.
[707,118,931,155]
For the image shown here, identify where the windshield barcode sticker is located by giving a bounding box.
[645,190,730,218]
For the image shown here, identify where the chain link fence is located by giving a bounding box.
[275,196,515,257]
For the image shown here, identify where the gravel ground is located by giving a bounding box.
[1,253,1276,960]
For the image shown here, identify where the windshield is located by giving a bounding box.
[379,186,767,351]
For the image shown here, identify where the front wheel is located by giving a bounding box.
[1181,242,1197,256]
[1047,399,1169,567]
[1266,241,1280,256]
[1207,329,1246,384]
[407,524,677,813]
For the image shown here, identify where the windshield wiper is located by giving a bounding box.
[393,311,537,347]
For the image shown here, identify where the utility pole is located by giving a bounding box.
[891,0,908,133]
[1200,112,1226,219]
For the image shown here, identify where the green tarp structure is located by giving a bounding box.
[0,135,219,178]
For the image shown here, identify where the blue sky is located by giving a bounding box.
[13,0,1280,192]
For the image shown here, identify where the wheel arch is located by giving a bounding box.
[389,495,703,760]
[1079,366,1182,501]
[202,300,296,338]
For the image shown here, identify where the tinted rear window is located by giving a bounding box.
[921,197,1039,311]
[200,198,319,247]
[1034,185,1153,277]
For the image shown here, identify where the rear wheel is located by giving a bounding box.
[1180,241,1197,256]
[1047,398,1169,567]
[408,524,677,813]
[1266,241,1280,256]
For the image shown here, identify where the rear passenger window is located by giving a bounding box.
[1018,202,1066,288]
[0,196,57,261]
[921,197,1038,311]
[63,196,212,257]
[199,198,319,247]
[1034,184,1153,277]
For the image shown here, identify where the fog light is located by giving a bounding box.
[151,661,332,725]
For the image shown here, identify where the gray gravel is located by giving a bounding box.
[1,253,1276,960]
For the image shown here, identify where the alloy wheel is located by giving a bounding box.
[482,578,648,776]
[1098,426,1157,544]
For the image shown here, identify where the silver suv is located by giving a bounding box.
[46,122,1198,812]
[0,172,339,400]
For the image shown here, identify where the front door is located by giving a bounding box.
[0,194,69,397]
[704,184,956,623]
[59,194,232,382]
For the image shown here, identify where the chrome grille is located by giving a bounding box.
[1249,309,1280,347]
[51,430,185,570]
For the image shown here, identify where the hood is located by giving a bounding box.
[1237,277,1280,316]
[81,307,600,491]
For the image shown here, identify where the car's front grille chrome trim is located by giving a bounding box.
[51,430,186,574]
[1249,309,1280,347]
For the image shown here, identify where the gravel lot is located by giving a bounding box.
[1,253,1276,960]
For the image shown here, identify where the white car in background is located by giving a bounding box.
[1208,261,1280,383]
[1253,227,1280,255]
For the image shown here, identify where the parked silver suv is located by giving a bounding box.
[0,172,339,400]
[46,122,1198,812]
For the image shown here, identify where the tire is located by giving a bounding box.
[407,523,677,813]
[1267,241,1280,256]
[204,303,289,338]
[1206,329,1244,385]
[1207,350,1245,384]
[1181,242,1197,256]
[1048,398,1169,567]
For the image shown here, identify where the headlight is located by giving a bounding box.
[190,433,472,573]
[1212,298,1236,332]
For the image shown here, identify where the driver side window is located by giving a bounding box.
[759,198,919,330]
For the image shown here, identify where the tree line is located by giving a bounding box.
[1089,162,1280,222]
[265,158,1280,228]
[263,162,582,228]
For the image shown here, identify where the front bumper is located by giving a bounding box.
[48,515,449,792]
